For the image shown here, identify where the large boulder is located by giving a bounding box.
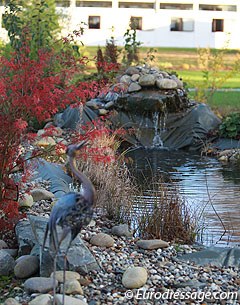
[15,215,99,277]
[111,103,221,150]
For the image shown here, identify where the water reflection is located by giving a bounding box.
[127,148,240,246]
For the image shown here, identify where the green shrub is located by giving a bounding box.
[219,112,240,139]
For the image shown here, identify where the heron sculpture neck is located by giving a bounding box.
[69,156,96,204]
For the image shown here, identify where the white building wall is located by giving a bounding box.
[0,0,239,49]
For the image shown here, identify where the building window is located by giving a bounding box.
[160,3,193,10]
[119,2,154,9]
[76,1,112,7]
[212,19,224,32]
[130,16,142,30]
[170,18,194,32]
[199,4,236,12]
[88,16,100,29]
[56,0,70,6]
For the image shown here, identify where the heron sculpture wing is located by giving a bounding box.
[43,192,93,253]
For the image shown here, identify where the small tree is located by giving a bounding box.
[104,36,119,64]
[2,0,23,52]
[3,0,61,57]
[122,19,142,66]
[25,0,60,56]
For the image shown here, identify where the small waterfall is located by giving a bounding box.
[152,111,167,148]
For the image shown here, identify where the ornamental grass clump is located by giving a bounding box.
[135,175,198,244]
[71,120,136,222]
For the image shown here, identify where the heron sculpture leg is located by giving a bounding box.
[42,142,96,305]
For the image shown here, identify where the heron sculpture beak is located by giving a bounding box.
[75,140,88,150]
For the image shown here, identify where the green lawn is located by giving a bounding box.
[188,90,240,115]
[81,46,240,115]
[177,70,240,89]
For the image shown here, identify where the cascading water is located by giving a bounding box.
[152,111,167,148]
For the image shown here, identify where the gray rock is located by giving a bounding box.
[125,66,139,75]
[24,277,58,294]
[51,270,80,283]
[111,224,133,237]
[62,279,83,295]
[131,74,140,82]
[30,188,55,202]
[138,74,156,86]
[14,255,39,278]
[63,235,99,275]
[2,249,18,258]
[179,247,240,268]
[104,101,115,109]
[171,75,183,88]
[3,298,21,305]
[55,294,88,305]
[128,82,142,93]
[174,279,207,289]
[18,194,34,208]
[0,250,15,275]
[159,71,169,77]
[17,215,99,276]
[86,100,100,109]
[136,239,169,250]
[112,103,220,150]
[90,233,114,248]
[122,267,148,288]
[0,239,8,249]
[15,218,38,255]
[156,78,178,89]
[120,75,131,84]
[98,109,109,116]
[29,294,52,305]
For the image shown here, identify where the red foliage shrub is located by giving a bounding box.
[0,26,123,240]
[0,43,107,239]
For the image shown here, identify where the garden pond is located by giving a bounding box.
[127,148,240,247]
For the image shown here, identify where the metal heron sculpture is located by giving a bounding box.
[42,141,95,305]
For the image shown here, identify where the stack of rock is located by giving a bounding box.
[85,65,185,115]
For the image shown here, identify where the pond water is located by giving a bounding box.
[127,148,240,247]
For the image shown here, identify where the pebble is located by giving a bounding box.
[131,73,140,82]
[30,188,55,201]
[138,74,156,86]
[125,67,139,75]
[136,239,169,250]
[55,294,88,305]
[18,193,34,208]
[156,78,178,89]
[61,279,84,295]
[50,270,80,283]
[122,266,148,288]
[111,224,133,237]
[128,82,142,93]
[3,298,21,305]
[90,233,114,247]
[28,294,52,305]
[120,75,131,84]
